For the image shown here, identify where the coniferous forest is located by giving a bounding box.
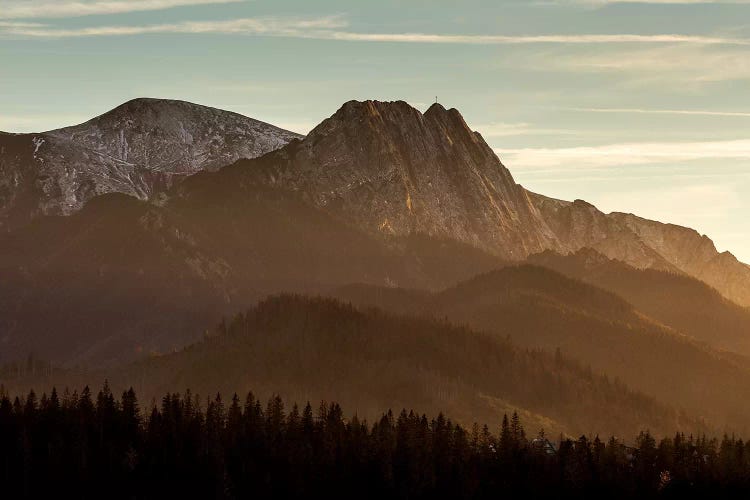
[2,384,750,499]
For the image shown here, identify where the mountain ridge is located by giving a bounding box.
[2,97,750,366]
[528,247,750,355]
[331,265,750,431]
[223,99,750,306]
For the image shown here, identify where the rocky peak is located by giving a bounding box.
[0,98,302,229]
[423,102,481,143]
[251,100,560,259]
[303,100,492,167]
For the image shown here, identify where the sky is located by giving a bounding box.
[1,0,749,261]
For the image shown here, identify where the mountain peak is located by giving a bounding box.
[253,98,559,259]
[424,102,464,122]
[311,99,422,134]
[307,99,477,148]
[0,98,302,228]
[67,97,283,134]
[425,102,447,114]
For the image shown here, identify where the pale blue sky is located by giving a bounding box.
[1,0,749,260]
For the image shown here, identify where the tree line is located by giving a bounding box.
[1,385,749,499]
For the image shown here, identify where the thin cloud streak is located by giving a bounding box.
[495,139,750,169]
[0,17,349,38]
[564,107,750,117]
[0,0,245,19]
[549,0,750,5]
[533,44,750,84]
[0,21,47,28]
[1,17,748,45]
[471,122,581,137]
[321,32,750,45]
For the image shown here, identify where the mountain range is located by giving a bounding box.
[6,98,746,305]
[2,97,749,435]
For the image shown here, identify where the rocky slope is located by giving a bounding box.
[0,98,302,230]
[237,100,561,260]
[530,193,750,306]
[230,99,750,306]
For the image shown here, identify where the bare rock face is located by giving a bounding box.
[530,192,750,307]
[608,212,750,307]
[0,98,302,229]
[247,100,560,260]
[242,100,750,306]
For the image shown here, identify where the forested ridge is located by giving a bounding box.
[1,384,748,499]
[2,295,699,438]
[333,266,750,431]
[528,249,750,356]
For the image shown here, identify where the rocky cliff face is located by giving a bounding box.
[0,98,302,229]
[242,100,560,260]
[235,99,750,306]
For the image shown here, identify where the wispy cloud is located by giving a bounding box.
[1,15,748,45]
[314,32,750,45]
[471,122,581,137]
[562,107,750,117]
[550,0,750,5]
[0,21,47,28]
[496,139,750,169]
[0,0,245,19]
[0,17,348,38]
[533,44,750,84]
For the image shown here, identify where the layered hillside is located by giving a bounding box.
[2,295,700,439]
[0,186,505,366]
[529,248,750,356]
[2,98,749,369]
[0,98,301,229]
[333,265,750,432]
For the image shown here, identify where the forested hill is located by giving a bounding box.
[528,249,750,356]
[332,265,750,432]
[4,295,700,439]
